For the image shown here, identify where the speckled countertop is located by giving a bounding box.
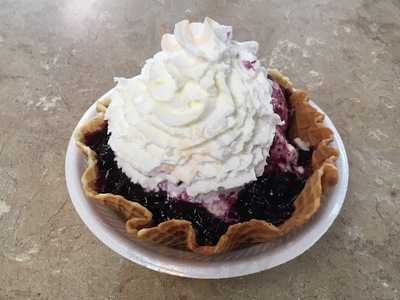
[0,0,399,299]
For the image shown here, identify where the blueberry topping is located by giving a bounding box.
[232,171,306,226]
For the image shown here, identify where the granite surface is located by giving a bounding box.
[1,0,399,299]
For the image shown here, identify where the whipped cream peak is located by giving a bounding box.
[105,18,281,197]
[162,17,232,62]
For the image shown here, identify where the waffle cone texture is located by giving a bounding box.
[75,69,339,255]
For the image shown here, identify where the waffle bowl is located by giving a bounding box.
[74,69,339,256]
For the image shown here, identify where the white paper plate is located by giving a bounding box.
[65,100,348,279]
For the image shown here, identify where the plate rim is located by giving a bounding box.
[65,100,349,279]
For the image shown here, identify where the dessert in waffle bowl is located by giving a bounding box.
[75,18,338,255]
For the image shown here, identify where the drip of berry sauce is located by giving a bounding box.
[84,82,313,246]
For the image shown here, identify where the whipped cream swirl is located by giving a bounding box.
[105,17,281,197]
